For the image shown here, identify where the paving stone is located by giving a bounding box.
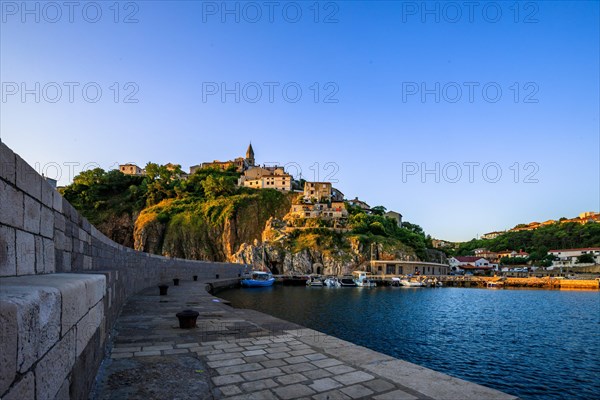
[207,352,244,362]
[219,384,242,396]
[333,371,375,386]
[340,384,375,399]
[175,343,199,349]
[305,353,328,361]
[289,348,316,357]
[311,358,343,368]
[285,355,309,364]
[274,383,316,400]
[244,355,269,363]
[223,346,245,353]
[212,374,245,386]
[134,351,161,357]
[312,389,352,400]
[243,349,267,357]
[373,389,419,400]
[163,349,189,355]
[266,346,291,354]
[225,389,278,400]
[261,359,288,368]
[195,348,223,356]
[281,362,318,374]
[241,367,284,381]
[266,352,290,359]
[240,378,278,392]
[244,345,267,351]
[326,365,356,375]
[143,345,173,351]
[363,379,396,393]
[216,362,263,375]
[275,373,308,385]
[207,358,245,368]
[309,377,343,392]
[303,369,333,380]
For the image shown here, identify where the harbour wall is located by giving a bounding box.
[0,141,245,400]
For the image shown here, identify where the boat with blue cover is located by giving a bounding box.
[241,271,275,288]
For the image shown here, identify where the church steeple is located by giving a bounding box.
[246,142,255,166]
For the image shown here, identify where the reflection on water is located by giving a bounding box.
[218,286,600,400]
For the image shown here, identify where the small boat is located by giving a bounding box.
[241,271,275,288]
[399,279,424,287]
[486,281,504,289]
[353,271,377,287]
[391,277,402,287]
[340,276,357,287]
[306,275,324,286]
[324,277,341,287]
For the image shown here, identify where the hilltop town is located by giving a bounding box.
[118,144,404,233]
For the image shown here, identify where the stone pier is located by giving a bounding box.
[93,279,518,400]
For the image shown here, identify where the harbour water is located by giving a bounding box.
[218,286,600,400]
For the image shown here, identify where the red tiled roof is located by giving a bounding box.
[455,256,484,262]
[461,264,493,270]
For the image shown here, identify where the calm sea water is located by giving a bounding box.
[218,286,600,400]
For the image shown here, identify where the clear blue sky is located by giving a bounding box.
[1,1,598,241]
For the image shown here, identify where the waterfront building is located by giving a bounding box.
[370,260,448,276]
[448,256,490,273]
[548,247,600,267]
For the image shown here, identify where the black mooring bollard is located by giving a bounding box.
[173,278,180,286]
[159,285,169,296]
[176,310,200,329]
[193,275,198,281]
[216,274,220,279]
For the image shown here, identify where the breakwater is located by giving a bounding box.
[0,141,245,400]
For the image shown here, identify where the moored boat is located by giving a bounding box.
[306,275,324,286]
[340,276,357,287]
[324,277,341,287]
[352,271,377,287]
[241,271,275,288]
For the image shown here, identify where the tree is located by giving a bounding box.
[201,175,236,200]
[577,254,595,264]
[371,206,387,216]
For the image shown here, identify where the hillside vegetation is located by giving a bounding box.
[455,222,600,262]
[61,164,438,272]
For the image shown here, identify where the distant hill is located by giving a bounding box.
[456,221,600,261]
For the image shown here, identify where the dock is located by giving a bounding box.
[274,274,600,290]
[93,278,518,400]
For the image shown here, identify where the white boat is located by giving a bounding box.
[306,276,324,286]
[352,271,377,287]
[324,277,341,287]
[399,279,424,287]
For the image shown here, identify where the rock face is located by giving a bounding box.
[97,212,138,249]
[132,194,292,262]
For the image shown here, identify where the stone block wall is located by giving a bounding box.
[0,141,246,399]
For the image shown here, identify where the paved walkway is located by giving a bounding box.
[92,279,518,400]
